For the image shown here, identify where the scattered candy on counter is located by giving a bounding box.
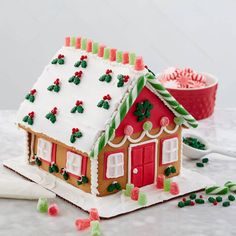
[158,67,207,89]
[195,158,209,168]
[89,208,100,221]
[75,218,91,231]
[37,197,48,213]
[48,203,59,216]
[183,137,206,150]
[91,221,101,236]
[222,201,230,207]
[225,181,236,193]
[205,186,229,195]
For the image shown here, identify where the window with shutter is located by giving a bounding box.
[162,137,178,164]
[37,138,52,162]
[66,152,83,176]
[106,152,124,178]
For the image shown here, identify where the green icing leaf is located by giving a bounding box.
[50,115,56,124]
[117,74,123,80]
[29,95,35,103]
[99,74,106,81]
[103,101,110,110]
[52,164,59,173]
[25,94,30,100]
[77,106,84,113]
[23,115,29,122]
[81,60,87,68]
[71,106,77,113]
[117,80,124,87]
[45,113,52,119]
[97,100,104,107]
[74,77,81,85]
[47,85,54,91]
[74,61,81,67]
[68,76,75,83]
[58,59,64,64]
[107,183,115,192]
[70,134,76,143]
[54,85,60,92]
[82,176,89,184]
[105,74,112,82]
[28,117,33,125]
[75,131,82,138]
[51,58,58,64]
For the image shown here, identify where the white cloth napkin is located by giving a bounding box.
[0,176,56,199]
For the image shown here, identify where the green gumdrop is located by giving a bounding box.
[46,113,52,119]
[164,178,171,192]
[116,51,122,63]
[91,221,101,236]
[63,172,69,180]
[81,38,87,50]
[37,197,48,213]
[103,101,110,110]
[70,134,76,143]
[71,106,77,113]
[77,106,84,113]
[74,61,81,67]
[49,166,53,173]
[174,117,185,125]
[228,195,235,201]
[223,201,230,207]
[216,196,222,202]
[92,42,99,54]
[70,36,76,47]
[68,76,75,83]
[171,166,176,173]
[103,48,110,60]
[117,74,123,80]
[25,93,30,100]
[28,117,33,125]
[58,59,64,65]
[208,197,215,203]
[178,201,185,208]
[117,80,124,87]
[35,158,42,166]
[52,164,59,173]
[124,183,134,197]
[184,200,191,206]
[129,53,136,65]
[195,198,205,204]
[75,132,82,138]
[138,192,147,206]
[143,121,153,131]
[81,60,87,68]
[97,100,104,108]
[54,85,60,92]
[107,183,115,192]
[99,74,106,82]
[115,182,121,190]
[77,180,82,185]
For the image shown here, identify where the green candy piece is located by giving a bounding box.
[70,36,76,47]
[183,137,206,150]
[35,157,42,166]
[216,196,222,202]
[129,53,136,65]
[171,166,176,173]
[124,183,134,197]
[178,201,185,208]
[164,167,171,177]
[107,183,115,192]
[190,193,197,200]
[202,158,209,163]
[77,106,84,113]
[117,80,124,87]
[37,197,48,213]
[71,106,77,113]
[29,95,35,103]
[63,172,69,180]
[143,121,153,131]
[138,192,147,206]
[54,85,60,92]
[77,180,82,185]
[97,100,104,108]
[58,59,64,64]
[103,101,110,110]
[184,200,191,206]
[51,58,58,64]
[116,51,122,63]
[115,182,121,190]
[23,115,29,122]
[174,117,185,125]
[82,176,89,184]
[103,48,110,60]
[47,85,54,91]
[228,195,235,201]
[105,74,112,83]
[164,178,171,192]
[92,42,99,54]
[28,117,33,125]
[50,115,56,124]
[74,77,81,85]
[81,60,87,68]
[52,164,59,173]
[49,166,53,173]
[99,74,106,82]
[208,197,215,203]
[74,61,81,67]
[222,201,230,207]
[196,162,204,168]
[70,135,76,143]
[195,198,205,204]
[91,221,101,236]
[205,186,229,195]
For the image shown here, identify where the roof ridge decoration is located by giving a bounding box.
[89,73,198,159]
[64,36,144,71]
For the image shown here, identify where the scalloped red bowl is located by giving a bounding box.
[166,73,218,120]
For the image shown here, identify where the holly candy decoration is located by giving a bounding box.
[77,176,89,185]
[70,128,83,143]
[71,100,84,114]
[117,74,130,87]
[25,89,36,103]
[97,94,111,110]
[45,107,58,124]
[68,71,83,85]
[60,168,69,180]
[99,69,113,83]
[23,111,35,125]
[49,162,59,173]
[134,100,153,122]
[74,55,87,68]
[47,79,61,93]
[51,54,65,65]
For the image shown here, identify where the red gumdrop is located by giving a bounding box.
[89,208,100,221]
[131,187,139,201]
[48,203,59,216]
[86,40,92,53]
[75,218,91,231]
[170,182,180,195]
[134,56,145,71]
[122,52,129,64]
[75,37,81,49]
[109,48,117,61]
[156,174,165,189]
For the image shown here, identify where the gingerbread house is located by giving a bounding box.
[16,36,198,197]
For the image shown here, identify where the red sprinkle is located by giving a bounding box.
[28,111,35,118]
[72,128,79,134]
[54,78,60,85]
[106,69,112,74]
[51,107,58,115]
[75,71,83,77]
[80,55,87,60]
[190,201,195,206]
[213,201,218,206]
[103,94,111,101]
[76,100,83,106]
[58,54,64,59]
[30,89,36,95]
[123,75,130,82]
[199,195,203,199]
[182,198,186,202]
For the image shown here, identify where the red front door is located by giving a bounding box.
[131,142,156,188]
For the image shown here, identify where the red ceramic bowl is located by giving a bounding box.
[166,73,218,120]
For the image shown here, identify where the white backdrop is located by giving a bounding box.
[0,0,235,109]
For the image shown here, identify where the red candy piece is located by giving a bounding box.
[106,69,112,74]
[58,54,64,59]
[98,45,105,57]
[76,100,83,106]
[51,107,58,115]
[110,48,117,62]
[54,78,60,85]
[170,182,180,195]
[190,201,195,206]
[134,56,144,71]
[80,55,87,61]
[28,111,35,118]
[30,89,36,95]
[86,40,92,52]
[75,71,83,77]
[123,75,130,83]
[199,195,203,199]
[182,197,186,202]
[48,203,59,216]
[75,218,91,231]
[103,94,111,101]
[89,208,100,221]
[75,37,81,49]
[213,201,218,206]
[122,52,129,64]
[156,174,165,189]
[72,128,79,134]
[65,37,70,47]
[131,187,139,201]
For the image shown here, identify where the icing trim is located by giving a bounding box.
[90,156,99,196]
[29,133,35,162]
[108,125,179,148]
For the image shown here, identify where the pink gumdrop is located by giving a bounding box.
[89,208,100,221]
[131,187,139,201]
[156,174,165,189]
[160,117,169,127]
[170,182,180,195]
[122,52,129,64]
[124,125,133,136]
[134,56,144,71]
[48,203,59,216]
[75,218,91,231]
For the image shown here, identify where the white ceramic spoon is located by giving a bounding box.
[182,133,236,160]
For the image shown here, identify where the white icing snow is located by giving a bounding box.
[16,47,146,154]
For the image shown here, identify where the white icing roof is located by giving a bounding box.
[17,47,146,154]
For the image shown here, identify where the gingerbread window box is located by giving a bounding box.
[16,36,198,199]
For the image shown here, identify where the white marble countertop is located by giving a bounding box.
[0,109,236,236]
